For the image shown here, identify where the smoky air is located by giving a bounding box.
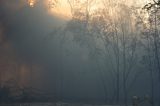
[0,0,159,106]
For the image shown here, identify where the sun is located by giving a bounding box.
[28,0,36,7]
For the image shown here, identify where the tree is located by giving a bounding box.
[92,2,140,105]
[143,1,160,105]
[66,1,141,105]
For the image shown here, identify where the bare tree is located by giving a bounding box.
[143,2,160,105]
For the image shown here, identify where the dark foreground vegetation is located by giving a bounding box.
[0,86,56,103]
[0,87,153,106]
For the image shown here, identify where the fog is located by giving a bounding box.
[0,0,160,106]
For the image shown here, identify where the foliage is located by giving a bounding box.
[143,0,160,11]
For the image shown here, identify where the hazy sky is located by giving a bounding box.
[0,0,155,103]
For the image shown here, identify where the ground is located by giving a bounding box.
[0,103,128,106]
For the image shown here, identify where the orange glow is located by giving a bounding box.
[44,0,72,19]
[24,0,150,19]
[25,0,151,19]
[28,0,36,7]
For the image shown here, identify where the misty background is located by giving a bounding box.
[0,0,160,106]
